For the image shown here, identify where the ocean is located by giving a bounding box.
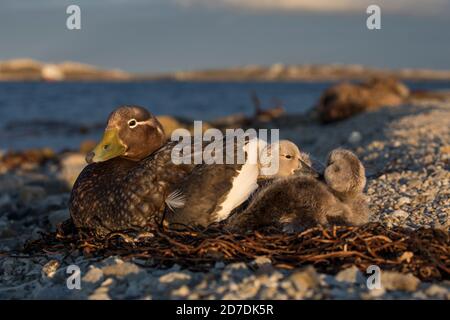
[0,81,449,151]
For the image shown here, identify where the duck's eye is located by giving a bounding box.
[128,119,137,128]
[285,154,293,159]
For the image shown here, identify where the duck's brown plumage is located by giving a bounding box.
[70,141,196,235]
[69,105,203,236]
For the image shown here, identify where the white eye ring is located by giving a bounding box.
[128,119,138,128]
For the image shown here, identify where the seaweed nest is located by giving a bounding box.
[23,221,450,282]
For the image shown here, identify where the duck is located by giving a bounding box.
[225,148,370,233]
[69,105,198,236]
[164,139,308,229]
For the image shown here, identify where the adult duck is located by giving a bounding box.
[69,105,196,235]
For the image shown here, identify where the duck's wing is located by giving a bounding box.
[164,162,243,228]
[117,142,198,224]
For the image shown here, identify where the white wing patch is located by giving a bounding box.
[214,141,260,222]
[165,189,186,212]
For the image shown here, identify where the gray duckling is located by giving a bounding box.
[225,148,370,233]
[164,140,305,229]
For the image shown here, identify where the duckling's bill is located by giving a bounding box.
[86,128,126,163]
[295,156,323,178]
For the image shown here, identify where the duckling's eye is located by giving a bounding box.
[285,154,293,159]
[128,119,137,128]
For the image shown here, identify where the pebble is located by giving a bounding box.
[172,285,190,297]
[289,266,320,291]
[391,209,409,220]
[348,131,362,144]
[58,153,87,187]
[397,197,411,206]
[424,284,449,298]
[102,262,141,277]
[335,266,365,285]
[41,259,60,279]
[82,267,104,284]
[159,272,191,284]
[381,272,420,292]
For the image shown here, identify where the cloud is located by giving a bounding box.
[175,0,450,14]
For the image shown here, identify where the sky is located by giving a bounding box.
[0,0,449,73]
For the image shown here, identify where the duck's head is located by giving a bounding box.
[259,140,318,178]
[86,105,165,163]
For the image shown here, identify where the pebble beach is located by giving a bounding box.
[0,96,449,300]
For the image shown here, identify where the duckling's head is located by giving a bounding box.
[324,149,366,195]
[259,140,317,178]
[86,105,165,163]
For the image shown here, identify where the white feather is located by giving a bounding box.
[165,189,186,212]
[214,138,261,221]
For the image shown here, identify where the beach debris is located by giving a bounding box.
[22,221,450,282]
[315,77,410,123]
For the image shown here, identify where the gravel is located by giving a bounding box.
[0,98,449,299]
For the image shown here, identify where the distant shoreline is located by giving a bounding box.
[2,58,450,82]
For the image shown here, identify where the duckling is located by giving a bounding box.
[323,148,366,200]
[225,149,369,233]
[322,148,369,227]
[69,105,197,235]
[164,140,305,229]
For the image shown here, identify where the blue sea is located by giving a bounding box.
[0,81,449,151]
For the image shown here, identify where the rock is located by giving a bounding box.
[315,77,409,123]
[89,286,111,300]
[48,209,70,230]
[348,131,362,144]
[41,260,60,279]
[172,285,190,297]
[361,287,386,299]
[159,272,191,284]
[424,284,449,298]
[0,148,56,171]
[289,266,320,291]
[225,262,248,272]
[238,282,261,299]
[250,256,273,272]
[397,197,411,206]
[335,266,365,284]
[381,272,420,292]
[101,262,141,278]
[391,209,409,220]
[58,153,87,187]
[82,267,104,284]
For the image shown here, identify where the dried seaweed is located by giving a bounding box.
[21,221,450,282]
